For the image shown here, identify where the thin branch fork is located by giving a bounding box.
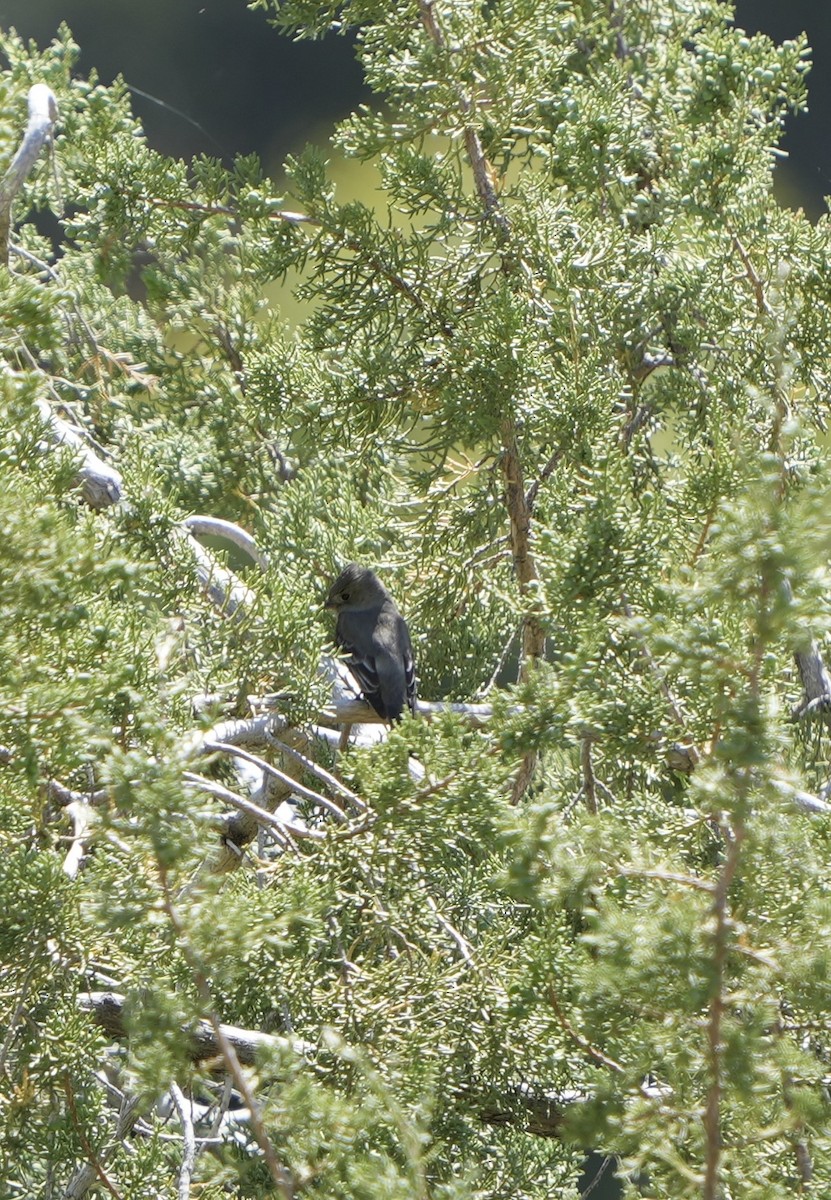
[525,447,564,511]
[729,232,773,320]
[182,771,324,843]
[201,739,348,822]
[264,733,367,813]
[62,1092,142,1200]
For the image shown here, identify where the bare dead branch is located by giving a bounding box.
[44,779,109,807]
[63,798,94,879]
[157,869,297,1199]
[202,739,348,822]
[77,991,588,1142]
[0,85,58,265]
[35,397,123,509]
[79,991,314,1066]
[169,1082,195,1200]
[423,893,476,966]
[181,515,269,571]
[322,695,494,727]
[264,734,367,812]
[174,527,258,616]
[182,771,324,843]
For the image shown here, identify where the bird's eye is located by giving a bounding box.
[341,591,350,602]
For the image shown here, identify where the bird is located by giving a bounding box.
[324,563,417,722]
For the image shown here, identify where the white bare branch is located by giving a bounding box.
[169,1082,196,1200]
[0,84,58,265]
[35,398,123,508]
[182,771,324,842]
[181,515,269,571]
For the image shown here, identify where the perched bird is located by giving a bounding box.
[325,563,417,722]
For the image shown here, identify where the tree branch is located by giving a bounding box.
[417,0,509,238]
[202,739,348,822]
[181,515,270,570]
[174,526,258,616]
[169,1082,196,1200]
[77,990,592,1142]
[182,771,324,843]
[0,84,57,266]
[62,1074,126,1200]
[34,397,123,509]
[78,990,314,1065]
[157,868,297,1200]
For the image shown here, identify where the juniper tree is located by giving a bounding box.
[2,2,831,1198]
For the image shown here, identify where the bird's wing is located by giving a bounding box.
[336,606,415,721]
[400,619,417,715]
[335,627,385,716]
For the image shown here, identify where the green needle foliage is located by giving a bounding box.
[2,1,831,1196]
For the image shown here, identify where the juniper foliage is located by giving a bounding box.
[1,3,831,1197]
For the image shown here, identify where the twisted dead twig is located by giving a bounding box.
[0,84,57,265]
[158,867,297,1200]
[169,1082,196,1200]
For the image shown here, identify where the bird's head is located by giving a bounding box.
[324,563,389,612]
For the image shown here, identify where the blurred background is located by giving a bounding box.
[0,0,827,217]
